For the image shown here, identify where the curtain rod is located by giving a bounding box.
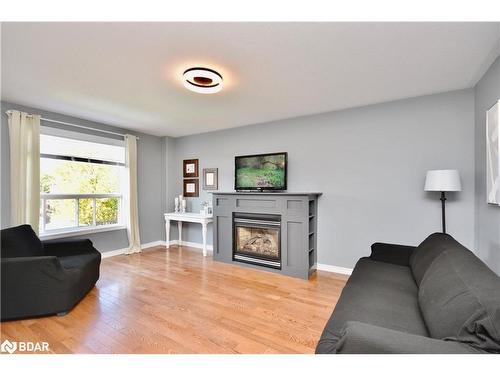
[5,110,139,139]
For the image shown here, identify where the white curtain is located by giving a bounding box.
[124,134,141,254]
[7,110,41,233]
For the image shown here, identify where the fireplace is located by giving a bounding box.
[233,213,281,269]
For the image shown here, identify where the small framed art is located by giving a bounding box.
[183,159,199,178]
[183,178,199,197]
[203,168,218,190]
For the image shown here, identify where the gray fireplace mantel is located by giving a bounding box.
[211,191,323,196]
[211,192,322,279]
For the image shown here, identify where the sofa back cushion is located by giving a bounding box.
[418,240,500,353]
[409,233,454,286]
[0,225,44,258]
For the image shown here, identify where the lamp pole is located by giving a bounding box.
[440,191,447,234]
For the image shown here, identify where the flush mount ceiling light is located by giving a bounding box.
[183,67,223,94]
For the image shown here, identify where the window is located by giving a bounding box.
[39,131,126,237]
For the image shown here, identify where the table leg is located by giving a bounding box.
[165,219,170,249]
[178,221,182,247]
[202,221,208,257]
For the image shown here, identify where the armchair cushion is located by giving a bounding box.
[58,252,99,269]
[0,224,44,258]
[43,238,95,257]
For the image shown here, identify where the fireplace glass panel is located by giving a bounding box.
[234,225,280,260]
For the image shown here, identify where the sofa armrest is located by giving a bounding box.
[370,242,416,266]
[334,321,479,354]
[43,238,98,257]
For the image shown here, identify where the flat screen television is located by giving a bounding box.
[235,152,287,191]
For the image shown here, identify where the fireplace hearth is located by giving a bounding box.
[233,213,281,269]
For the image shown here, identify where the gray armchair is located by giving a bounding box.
[1,225,101,321]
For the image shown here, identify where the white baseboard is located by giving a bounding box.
[101,240,213,259]
[316,263,353,275]
[101,248,127,259]
[141,240,165,249]
[101,240,166,259]
[167,240,213,253]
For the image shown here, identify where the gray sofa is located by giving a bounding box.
[316,233,500,354]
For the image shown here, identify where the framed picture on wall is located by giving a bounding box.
[183,178,199,197]
[486,99,499,205]
[203,168,218,190]
[183,159,199,178]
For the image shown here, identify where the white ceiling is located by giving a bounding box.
[2,22,499,137]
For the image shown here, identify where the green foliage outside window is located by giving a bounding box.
[41,160,121,228]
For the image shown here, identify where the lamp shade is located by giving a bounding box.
[424,170,462,192]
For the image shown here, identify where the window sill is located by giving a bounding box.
[39,225,126,241]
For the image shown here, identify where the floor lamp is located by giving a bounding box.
[424,170,462,234]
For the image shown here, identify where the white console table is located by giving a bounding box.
[164,212,213,256]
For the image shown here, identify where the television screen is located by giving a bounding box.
[235,152,287,191]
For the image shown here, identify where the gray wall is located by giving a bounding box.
[474,55,500,274]
[4,85,495,271]
[1,101,166,253]
[168,90,476,269]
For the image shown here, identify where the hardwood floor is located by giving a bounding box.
[0,245,348,354]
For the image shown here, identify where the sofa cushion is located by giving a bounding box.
[418,241,500,353]
[334,321,480,354]
[409,233,454,286]
[316,258,429,353]
[0,224,44,258]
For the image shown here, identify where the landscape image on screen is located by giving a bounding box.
[236,154,286,189]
